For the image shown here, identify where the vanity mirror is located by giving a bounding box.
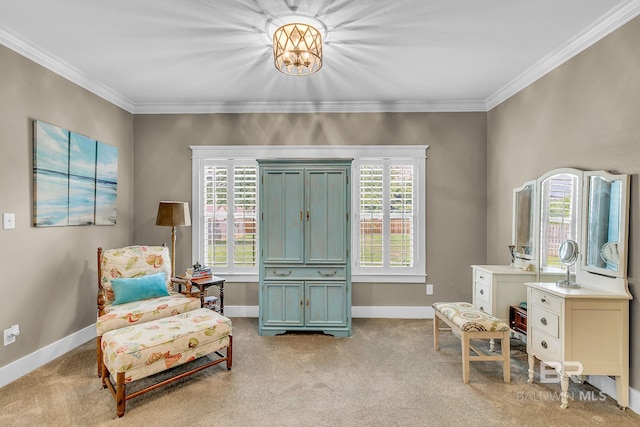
[512,181,535,260]
[537,168,581,280]
[581,171,629,278]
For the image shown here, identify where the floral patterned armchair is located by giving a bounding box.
[96,246,200,374]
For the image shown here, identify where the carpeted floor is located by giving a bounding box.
[1,317,638,426]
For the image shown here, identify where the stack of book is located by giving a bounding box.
[191,268,212,280]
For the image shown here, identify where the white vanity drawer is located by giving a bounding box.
[529,305,559,338]
[474,281,491,303]
[474,270,491,286]
[530,288,562,314]
[530,328,562,362]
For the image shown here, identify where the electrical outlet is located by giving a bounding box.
[4,324,20,346]
[426,284,433,295]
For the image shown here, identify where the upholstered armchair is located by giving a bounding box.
[96,245,201,374]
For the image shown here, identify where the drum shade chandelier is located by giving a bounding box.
[273,22,322,76]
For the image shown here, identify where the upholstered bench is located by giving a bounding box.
[101,308,232,417]
[432,302,511,384]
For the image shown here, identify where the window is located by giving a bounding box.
[354,160,417,274]
[191,145,427,282]
[198,160,257,274]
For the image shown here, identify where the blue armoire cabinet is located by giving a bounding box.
[258,159,352,337]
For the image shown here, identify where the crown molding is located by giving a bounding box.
[0,24,135,113]
[486,0,640,110]
[3,1,639,115]
[133,100,486,114]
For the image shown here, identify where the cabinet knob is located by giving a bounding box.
[540,317,547,326]
[541,297,546,303]
[273,270,292,276]
[479,289,484,295]
[479,306,484,312]
[306,298,309,307]
[479,274,484,279]
[318,270,337,277]
[541,341,548,349]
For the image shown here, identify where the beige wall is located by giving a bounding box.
[133,112,487,307]
[0,45,134,368]
[487,17,640,387]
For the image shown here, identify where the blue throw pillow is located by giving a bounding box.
[111,272,170,305]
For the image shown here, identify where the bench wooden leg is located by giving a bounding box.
[502,331,511,383]
[462,332,471,384]
[433,314,440,350]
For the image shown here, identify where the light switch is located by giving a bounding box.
[3,213,15,229]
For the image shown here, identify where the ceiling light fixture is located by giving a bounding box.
[273,23,322,76]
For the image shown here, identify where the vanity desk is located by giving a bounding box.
[521,170,631,409]
[471,265,535,324]
[525,281,630,409]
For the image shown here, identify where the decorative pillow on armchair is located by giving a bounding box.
[100,245,173,303]
[111,273,170,305]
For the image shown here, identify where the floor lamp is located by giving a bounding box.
[155,201,191,278]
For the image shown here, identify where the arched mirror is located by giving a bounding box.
[512,180,535,261]
[582,171,629,278]
[537,168,581,281]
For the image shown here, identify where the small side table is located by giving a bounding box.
[177,275,225,315]
[509,305,527,336]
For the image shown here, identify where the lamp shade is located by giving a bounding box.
[155,201,191,227]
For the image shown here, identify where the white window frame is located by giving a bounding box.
[191,145,427,283]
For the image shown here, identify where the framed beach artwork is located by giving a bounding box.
[95,141,118,225]
[33,120,118,227]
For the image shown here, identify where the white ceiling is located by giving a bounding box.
[1,0,639,113]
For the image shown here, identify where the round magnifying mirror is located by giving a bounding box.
[558,240,579,265]
[557,240,579,288]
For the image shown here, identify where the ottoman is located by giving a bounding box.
[101,308,232,417]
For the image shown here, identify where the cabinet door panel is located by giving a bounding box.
[262,282,304,326]
[305,281,347,326]
[262,170,304,263]
[306,169,347,263]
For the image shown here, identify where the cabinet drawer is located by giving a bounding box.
[530,288,562,314]
[474,269,491,286]
[529,305,559,338]
[530,328,562,361]
[264,266,346,280]
[474,281,491,304]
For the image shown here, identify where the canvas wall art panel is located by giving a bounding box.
[95,141,118,225]
[34,121,70,227]
[69,132,97,225]
[33,120,118,227]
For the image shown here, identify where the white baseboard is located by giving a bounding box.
[587,375,640,414]
[224,305,259,318]
[0,323,96,388]
[352,305,434,319]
